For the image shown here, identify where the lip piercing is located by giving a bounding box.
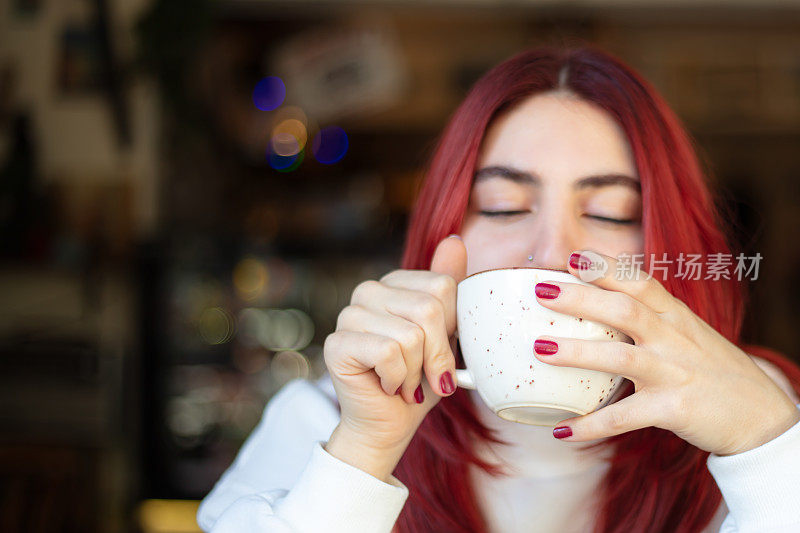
[528,255,534,261]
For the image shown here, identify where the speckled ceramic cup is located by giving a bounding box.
[455,268,630,426]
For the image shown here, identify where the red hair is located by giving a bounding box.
[393,44,800,533]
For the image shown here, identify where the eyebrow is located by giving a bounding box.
[473,165,641,192]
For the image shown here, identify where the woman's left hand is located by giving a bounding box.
[533,251,800,456]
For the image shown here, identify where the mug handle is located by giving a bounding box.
[455,368,476,389]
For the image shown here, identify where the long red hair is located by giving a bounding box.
[394,44,800,533]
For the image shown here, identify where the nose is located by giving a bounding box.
[527,210,579,271]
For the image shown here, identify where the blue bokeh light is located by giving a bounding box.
[312,126,348,165]
[277,148,304,173]
[252,76,286,111]
[268,146,299,170]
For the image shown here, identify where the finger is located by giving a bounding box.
[324,330,408,397]
[352,283,455,397]
[534,281,660,345]
[533,336,657,387]
[380,270,458,334]
[552,393,654,441]
[430,234,468,283]
[379,233,465,336]
[567,250,675,314]
[337,304,424,404]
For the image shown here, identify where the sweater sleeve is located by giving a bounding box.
[197,376,409,532]
[707,402,800,533]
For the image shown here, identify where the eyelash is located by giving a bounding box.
[587,215,637,225]
[479,210,527,218]
[479,210,637,225]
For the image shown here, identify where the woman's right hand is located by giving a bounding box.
[323,235,467,482]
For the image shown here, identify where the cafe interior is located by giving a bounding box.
[1,0,800,531]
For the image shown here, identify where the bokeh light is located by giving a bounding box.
[167,395,213,442]
[233,256,269,301]
[237,307,314,351]
[276,147,305,173]
[271,118,308,156]
[312,126,348,164]
[285,308,315,351]
[165,367,224,447]
[268,146,302,171]
[197,307,235,345]
[261,309,297,350]
[271,134,299,158]
[270,350,309,385]
[252,76,286,111]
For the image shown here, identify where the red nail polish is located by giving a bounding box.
[534,339,558,355]
[569,252,591,270]
[535,282,560,299]
[440,371,455,394]
[414,385,425,403]
[553,426,572,439]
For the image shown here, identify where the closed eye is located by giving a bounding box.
[479,210,528,218]
[585,214,638,225]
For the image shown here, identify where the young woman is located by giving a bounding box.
[197,45,800,533]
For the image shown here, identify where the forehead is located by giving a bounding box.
[477,91,637,179]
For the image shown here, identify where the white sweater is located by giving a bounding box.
[197,373,800,532]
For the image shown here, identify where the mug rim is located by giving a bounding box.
[460,266,572,284]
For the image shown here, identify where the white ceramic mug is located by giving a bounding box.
[455,267,630,426]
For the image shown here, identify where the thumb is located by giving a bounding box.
[430,234,467,283]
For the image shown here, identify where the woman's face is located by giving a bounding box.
[461,91,644,276]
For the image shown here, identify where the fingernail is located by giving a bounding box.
[440,371,455,394]
[535,282,560,299]
[553,426,572,439]
[414,385,425,403]
[534,339,558,355]
[447,234,462,240]
[569,252,591,270]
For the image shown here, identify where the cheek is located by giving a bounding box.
[461,221,531,275]
[631,232,644,255]
[594,229,644,259]
[617,228,644,256]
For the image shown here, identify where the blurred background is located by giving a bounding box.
[1,0,800,531]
